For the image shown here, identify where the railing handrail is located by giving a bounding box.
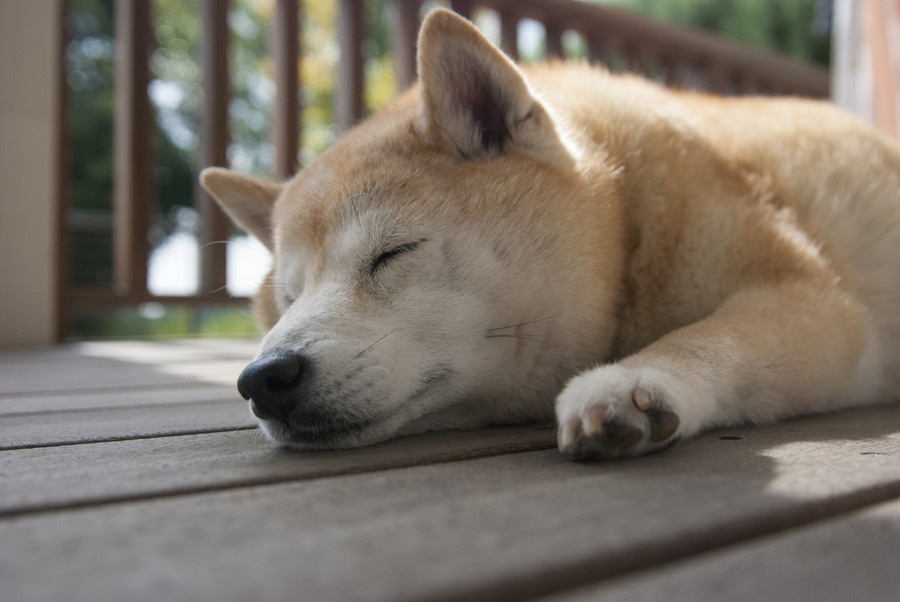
[467,0,828,96]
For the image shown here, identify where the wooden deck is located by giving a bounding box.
[1,339,898,601]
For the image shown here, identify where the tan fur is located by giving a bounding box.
[202,10,900,459]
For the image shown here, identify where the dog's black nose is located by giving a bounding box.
[237,353,307,423]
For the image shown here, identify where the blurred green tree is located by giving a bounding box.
[601,0,830,66]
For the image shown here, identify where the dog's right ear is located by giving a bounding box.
[200,167,282,251]
[415,9,578,169]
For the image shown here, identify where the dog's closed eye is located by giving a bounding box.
[370,240,424,276]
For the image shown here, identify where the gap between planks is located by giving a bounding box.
[0,399,252,449]
[0,379,235,401]
[0,396,242,420]
[0,424,257,452]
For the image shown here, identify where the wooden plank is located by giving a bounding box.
[0,384,237,415]
[0,358,245,394]
[0,400,250,450]
[557,498,900,602]
[0,360,245,394]
[0,340,257,395]
[0,425,557,515]
[0,405,897,601]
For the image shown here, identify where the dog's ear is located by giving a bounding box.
[415,9,577,168]
[200,167,282,251]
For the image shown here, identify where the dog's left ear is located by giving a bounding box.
[415,9,577,169]
[200,167,282,251]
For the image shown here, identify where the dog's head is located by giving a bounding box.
[201,9,622,448]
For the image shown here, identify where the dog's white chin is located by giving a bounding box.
[255,385,556,450]
[256,418,376,450]
[256,408,431,450]
[255,402,491,450]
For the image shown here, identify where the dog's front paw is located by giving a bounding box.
[555,366,681,461]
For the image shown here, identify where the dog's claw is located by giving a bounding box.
[582,405,606,437]
[632,387,652,410]
[558,417,580,452]
[632,388,680,442]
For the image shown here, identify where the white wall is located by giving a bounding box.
[0,0,63,346]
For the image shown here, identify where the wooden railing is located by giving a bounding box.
[64,0,830,315]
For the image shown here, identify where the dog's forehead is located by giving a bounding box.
[275,163,415,251]
[273,142,458,252]
[270,153,453,290]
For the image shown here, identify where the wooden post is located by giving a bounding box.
[55,0,71,340]
[113,0,152,297]
[272,0,300,179]
[337,0,366,130]
[198,0,230,295]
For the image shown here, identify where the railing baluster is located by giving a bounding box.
[273,0,301,179]
[113,0,152,297]
[625,43,643,73]
[337,0,366,130]
[198,0,230,296]
[499,10,518,61]
[545,23,563,59]
[706,60,731,94]
[587,34,605,65]
[662,57,680,87]
[393,0,420,92]
[450,0,473,20]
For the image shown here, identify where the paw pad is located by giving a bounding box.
[558,387,680,461]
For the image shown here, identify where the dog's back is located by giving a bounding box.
[526,63,900,396]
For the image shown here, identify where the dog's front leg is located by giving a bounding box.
[556,282,882,460]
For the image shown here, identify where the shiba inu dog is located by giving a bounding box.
[201,9,900,460]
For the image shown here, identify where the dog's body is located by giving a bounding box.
[202,10,900,459]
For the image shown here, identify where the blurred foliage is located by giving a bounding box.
[68,0,115,214]
[601,0,831,66]
[67,0,115,288]
[70,305,258,339]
